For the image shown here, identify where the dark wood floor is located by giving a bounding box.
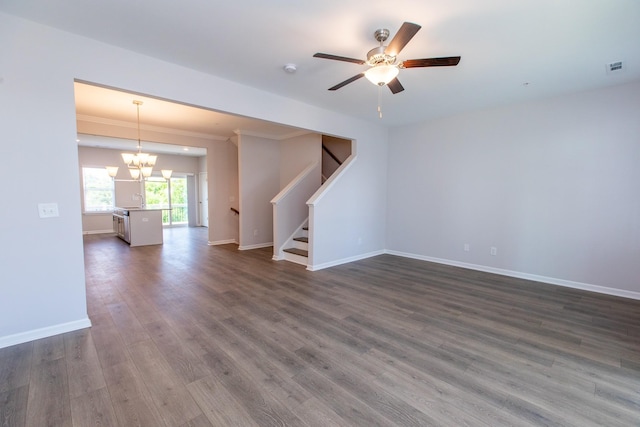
[1,227,640,426]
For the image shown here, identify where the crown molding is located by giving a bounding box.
[233,128,312,141]
[76,114,228,141]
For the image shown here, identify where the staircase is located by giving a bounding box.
[282,226,309,266]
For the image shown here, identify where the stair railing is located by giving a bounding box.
[322,144,343,166]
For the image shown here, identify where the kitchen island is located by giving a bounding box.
[113,207,164,247]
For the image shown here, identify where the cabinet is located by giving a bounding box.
[112,213,130,243]
[113,208,162,247]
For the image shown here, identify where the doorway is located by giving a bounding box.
[145,175,188,226]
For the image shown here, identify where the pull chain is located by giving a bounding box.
[377,86,383,119]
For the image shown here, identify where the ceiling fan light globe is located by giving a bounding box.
[364,65,399,86]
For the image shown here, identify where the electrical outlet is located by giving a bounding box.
[464,243,470,252]
[490,247,498,256]
[38,203,59,218]
[253,229,258,236]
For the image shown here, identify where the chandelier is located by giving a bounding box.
[106,100,172,181]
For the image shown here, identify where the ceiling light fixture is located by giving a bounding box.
[106,100,172,181]
[364,64,399,86]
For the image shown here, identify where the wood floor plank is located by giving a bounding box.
[87,314,129,369]
[0,385,28,427]
[292,367,397,427]
[187,375,259,427]
[199,346,306,426]
[294,345,441,426]
[465,359,632,426]
[371,371,492,427]
[0,342,32,394]
[63,328,106,399]
[178,413,215,427]
[143,319,210,385]
[127,340,203,426]
[69,387,118,427]
[102,359,168,427]
[25,358,72,427]
[31,334,65,365]
[106,301,150,346]
[289,396,349,427]
[221,316,307,377]
[192,313,313,409]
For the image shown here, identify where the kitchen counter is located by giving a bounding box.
[113,207,164,246]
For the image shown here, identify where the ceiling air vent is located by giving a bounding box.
[606,61,624,74]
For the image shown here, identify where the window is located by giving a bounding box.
[144,175,188,226]
[82,167,115,212]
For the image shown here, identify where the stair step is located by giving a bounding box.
[293,236,308,243]
[302,226,308,231]
[283,248,308,257]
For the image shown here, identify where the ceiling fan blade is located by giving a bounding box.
[400,56,461,68]
[328,73,365,91]
[385,22,421,57]
[313,53,366,65]
[387,78,404,94]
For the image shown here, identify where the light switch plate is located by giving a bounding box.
[38,203,59,218]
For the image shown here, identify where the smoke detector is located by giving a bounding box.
[283,63,297,74]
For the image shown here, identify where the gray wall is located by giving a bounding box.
[387,81,640,297]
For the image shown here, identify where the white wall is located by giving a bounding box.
[206,139,239,244]
[238,134,280,248]
[309,134,389,269]
[0,12,388,347]
[280,133,321,187]
[0,14,90,346]
[239,132,321,250]
[387,81,640,297]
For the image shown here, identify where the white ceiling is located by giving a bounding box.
[2,0,639,129]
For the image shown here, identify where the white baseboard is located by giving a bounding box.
[0,317,92,349]
[238,242,273,251]
[208,239,238,246]
[83,230,115,235]
[308,250,385,271]
[385,250,640,301]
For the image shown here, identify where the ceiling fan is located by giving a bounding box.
[313,22,461,94]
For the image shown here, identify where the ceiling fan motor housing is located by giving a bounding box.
[366,46,397,66]
[366,28,397,67]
